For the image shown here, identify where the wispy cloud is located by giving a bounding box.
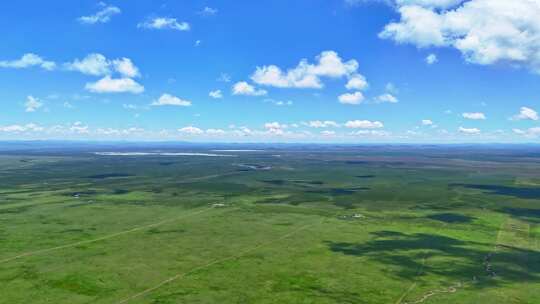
[78,4,121,24]
[199,7,218,16]
[24,96,43,112]
[138,18,190,31]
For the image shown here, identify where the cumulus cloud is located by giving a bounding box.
[462,112,486,120]
[78,5,121,24]
[251,51,361,89]
[85,76,144,94]
[345,74,369,90]
[0,53,56,71]
[264,122,288,135]
[209,90,223,99]
[459,126,480,134]
[379,0,540,74]
[339,92,365,105]
[112,58,140,78]
[426,53,438,64]
[178,126,204,134]
[24,96,43,112]
[65,53,140,77]
[138,18,190,31]
[232,81,267,96]
[66,53,111,76]
[345,120,384,129]
[376,93,398,103]
[511,106,539,121]
[151,94,192,106]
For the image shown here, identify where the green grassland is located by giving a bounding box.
[1,147,540,303]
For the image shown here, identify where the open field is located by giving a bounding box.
[1,145,540,303]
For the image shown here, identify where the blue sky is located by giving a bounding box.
[1,0,540,142]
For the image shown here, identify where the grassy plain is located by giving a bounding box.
[1,145,540,303]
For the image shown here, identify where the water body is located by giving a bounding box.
[94,152,235,157]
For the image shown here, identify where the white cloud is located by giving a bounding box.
[462,112,486,120]
[379,0,540,74]
[206,128,226,135]
[123,104,139,110]
[263,122,288,135]
[458,126,481,134]
[264,99,293,106]
[65,53,110,76]
[321,130,336,136]
[395,0,465,9]
[199,7,218,16]
[512,128,526,135]
[251,51,360,89]
[264,122,287,130]
[350,130,391,137]
[513,127,540,137]
[151,94,192,106]
[426,53,438,64]
[345,74,369,90]
[24,96,43,112]
[0,123,44,133]
[376,93,398,103]
[209,90,223,99]
[348,0,463,8]
[511,107,539,121]
[0,53,56,71]
[138,18,190,31]
[232,81,267,96]
[0,125,27,132]
[70,122,89,134]
[63,102,74,109]
[85,76,144,94]
[96,127,144,136]
[66,54,140,78]
[112,58,140,78]
[339,92,365,105]
[178,126,204,134]
[306,120,339,128]
[421,119,434,125]
[345,120,384,129]
[78,5,121,24]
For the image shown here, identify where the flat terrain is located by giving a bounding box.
[1,145,540,303]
